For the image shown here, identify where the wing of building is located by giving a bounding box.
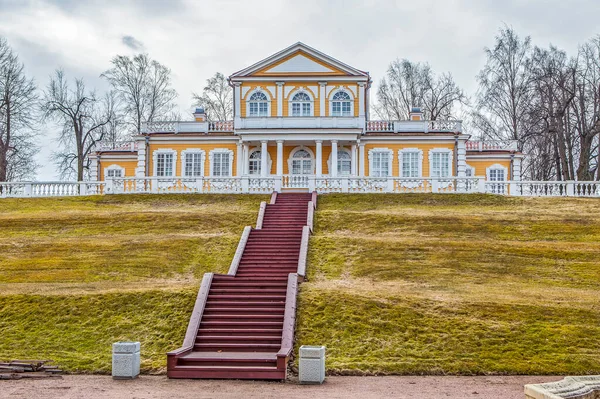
[89,42,523,191]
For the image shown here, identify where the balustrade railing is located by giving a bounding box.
[366,120,462,133]
[1,177,599,198]
[465,140,519,151]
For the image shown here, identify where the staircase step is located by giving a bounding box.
[194,343,281,351]
[196,335,282,343]
[206,301,285,307]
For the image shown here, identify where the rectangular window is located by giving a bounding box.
[259,103,268,116]
[184,153,203,177]
[107,169,122,178]
[371,152,389,177]
[489,169,505,181]
[249,103,258,117]
[292,103,301,116]
[156,153,174,177]
[332,102,341,116]
[431,152,450,178]
[302,103,311,115]
[401,152,420,178]
[212,153,230,177]
[341,102,351,116]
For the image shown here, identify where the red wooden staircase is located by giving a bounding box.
[167,192,315,380]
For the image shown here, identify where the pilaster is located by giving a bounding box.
[318,82,327,116]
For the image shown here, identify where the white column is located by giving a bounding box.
[358,82,366,117]
[243,143,249,175]
[276,140,284,175]
[89,156,98,181]
[359,142,366,177]
[457,139,467,178]
[236,141,243,177]
[351,143,357,176]
[315,140,323,177]
[136,139,146,177]
[331,140,338,178]
[276,82,284,117]
[318,82,326,116]
[513,157,522,181]
[260,140,268,177]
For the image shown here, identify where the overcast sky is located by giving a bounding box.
[1,0,599,180]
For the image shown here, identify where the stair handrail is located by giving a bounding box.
[311,191,317,208]
[277,273,299,371]
[256,201,267,229]
[167,272,214,362]
[297,226,310,280]
[269,192,278,204]
[227,226,252,275]
[307,201,314,233]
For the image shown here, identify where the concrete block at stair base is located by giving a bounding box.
[299,345,325,384]
[112,341,140,379]
[524,376,600,399]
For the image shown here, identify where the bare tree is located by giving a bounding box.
[192,72,233,121]
[374,59,465,120]
[41,70,115,181]
[101,54,177,134]
[0,37,38,182]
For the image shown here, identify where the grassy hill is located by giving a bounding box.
[1,193,599,374]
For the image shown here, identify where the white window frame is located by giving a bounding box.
[368,148,393,177]
[288,146,315,175]
[329,88,354,117]
[181,149,206,178]
[104,164,125,179]
[486,163,508,194]
[428,148,453,178]
[465,163,475,177]
[246,88,271,118]
[326,148,353,176]
[152,149,177,177]
[209,148,234,177]
[398,148,423,178]
[247,147,273,176]
[288,89,314,117]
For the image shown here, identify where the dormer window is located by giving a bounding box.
[331,91,352,117]
[249,91,268,117]
[291,92,312,116]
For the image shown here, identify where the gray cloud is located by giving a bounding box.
[122,35,144,51]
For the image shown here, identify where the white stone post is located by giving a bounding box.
[260,140,268,177]
[276,82,284,117]
[236,141,243,177]
[276,140,284,176]
[512,157,522,181]
[331,140,338,178]
[112,342,140,379]
[315,140,323,177]
[136,140,146,177]
[351,143,357,176]
[318,82,326,116]
[359,142,366,177]
[299,345,326,384]
[89,157,98,181]
[456,139,467,192]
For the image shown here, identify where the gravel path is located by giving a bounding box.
[1,375,561,399]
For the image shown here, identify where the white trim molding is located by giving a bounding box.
[104,164,125,179]
[486,163,508,181]
[398,148,424,178]
[327,146,352,176]
[245,87,272,117]
[152,148,177,177]
[209,148,234,177]
[288,145,315,175]
[465,163,475,177]
[180,148,206,178]
[287,87,315,117]
[368,147,394,177]
[328,86,355,117]
[428,148,453,178]
[248,146,273,175]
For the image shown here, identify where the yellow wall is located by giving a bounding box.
[466,159,512,178]
[99,159,137,180]
[364,143,455,177]
[148,143,238,177]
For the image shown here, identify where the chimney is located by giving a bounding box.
[193,107,207,122]
[409,106,423,121]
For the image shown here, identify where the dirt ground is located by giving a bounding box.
[1,375,562,399]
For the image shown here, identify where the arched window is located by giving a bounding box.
[291,149,313,175]
[249,91,268,117]
[331,91,352,117]
[249,150,262,175]
[291,92,312,116]
[337,151,352,175]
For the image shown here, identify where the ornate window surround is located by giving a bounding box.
[368,147,393,177]
[329,87,354,117]
[181,148,206,178]
[209,148,234,177]
[428,148,453,178]
[326,147,352,176]
[248,147,273,175]
[245,87,271,117]
[465,163,475,177]
[104,164,125,179]
[398,148,424,178]
[288,145,315,175]
[152,148,177,177]
[288,88,314,117]
[486,163,508,181]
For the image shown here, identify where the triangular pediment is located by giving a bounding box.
[230,42,368,78]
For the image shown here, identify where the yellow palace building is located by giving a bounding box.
[90,42,523,194]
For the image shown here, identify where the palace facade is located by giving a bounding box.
[90,42,523,192]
